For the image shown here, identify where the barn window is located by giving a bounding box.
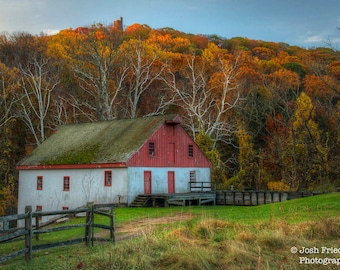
[188,144,194,157]
[104,170,112,186]
[63,176,70,191]
[149,142,155,157]
[37,176,43,190]
[189,171,196,182]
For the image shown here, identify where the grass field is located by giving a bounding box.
[1,192,340,269]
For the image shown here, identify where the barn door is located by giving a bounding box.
[168,142,175,164]
[168,171,175,193]
[144,171,152,194]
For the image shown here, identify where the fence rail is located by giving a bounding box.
[188,181,327,206]
[0,202,115,264]
[215,190,327,205]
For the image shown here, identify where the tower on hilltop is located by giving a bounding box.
[113,17,123,31]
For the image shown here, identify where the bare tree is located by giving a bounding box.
[19,56,60,145]
[0,63,20,128]
[69,24,125,121]
[117,39,168,118]
[164,50,241,147]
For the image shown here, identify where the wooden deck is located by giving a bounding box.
[130,192,216,207]
[129,184,328,207]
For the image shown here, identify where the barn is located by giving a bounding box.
[17,114,211,221]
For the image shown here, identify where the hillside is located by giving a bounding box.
[1,21,340,215]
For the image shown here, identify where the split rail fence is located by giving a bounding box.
[0,202,115,264]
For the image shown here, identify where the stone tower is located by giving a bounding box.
[113,17,123,31]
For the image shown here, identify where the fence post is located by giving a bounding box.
[35,210,40,241]
[263,192,266,204]
[91,203,94,247]
[110,207,115,243]
[25,206,32,261]
[85,202,93,247]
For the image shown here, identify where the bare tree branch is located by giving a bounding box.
[19,56,60,144]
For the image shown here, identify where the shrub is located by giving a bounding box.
[267,181,290,191]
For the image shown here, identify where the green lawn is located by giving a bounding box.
[114,192,340,224]
[1,192,339,269]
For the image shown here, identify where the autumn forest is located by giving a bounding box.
[1,21,340,215]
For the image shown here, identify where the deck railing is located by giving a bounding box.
[189,181,216,192]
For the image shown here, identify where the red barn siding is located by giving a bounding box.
[127,123,211,168]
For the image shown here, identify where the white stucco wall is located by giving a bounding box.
[17,166,210,224]
[127,167,211,204]
[17,168,128,223]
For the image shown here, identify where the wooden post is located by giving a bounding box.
[25,206,32,261]
[263,192,266,204]
[35,210,40,241]
[91,203,94,247]
[110,207,115,243]
[85,207,89,246]
[85,202,93,247]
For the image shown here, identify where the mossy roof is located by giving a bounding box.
[19,114,179,166]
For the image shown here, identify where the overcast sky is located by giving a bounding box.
[1,0,340,48]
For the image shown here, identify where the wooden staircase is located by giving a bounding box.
[129,195,151,207]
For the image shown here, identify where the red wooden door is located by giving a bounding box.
[144,171,152,194]
[168,171,175,193]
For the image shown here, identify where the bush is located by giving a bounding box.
[267,181,290,191]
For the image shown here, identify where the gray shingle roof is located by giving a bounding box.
[19,114,179,166]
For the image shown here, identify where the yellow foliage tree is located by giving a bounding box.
[267,181,290,191]
[291,92,329,190]
[233,121,260,189]
[195,132,227,187]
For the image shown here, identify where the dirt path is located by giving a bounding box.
[100,213,194,241]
